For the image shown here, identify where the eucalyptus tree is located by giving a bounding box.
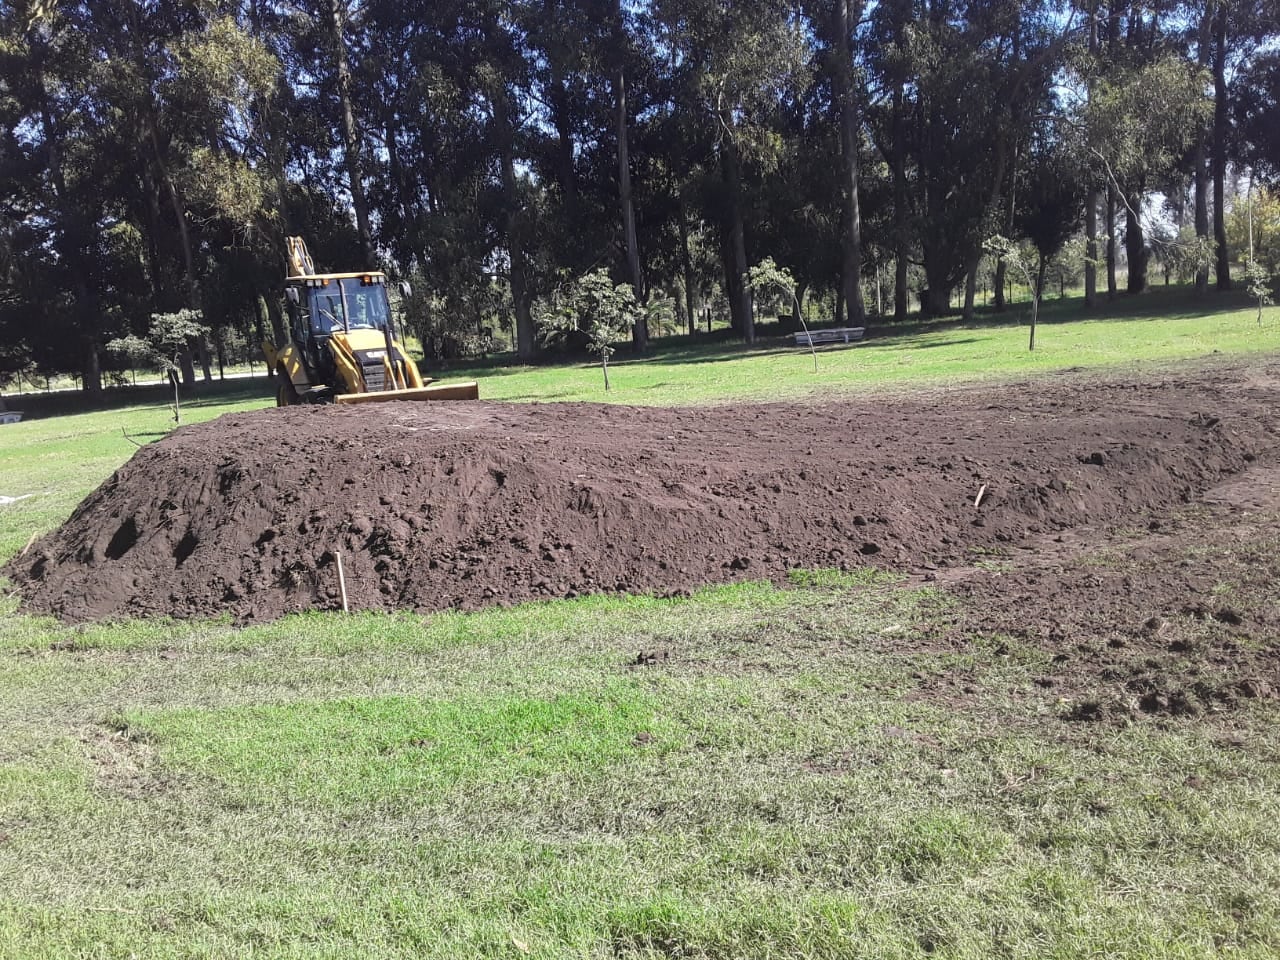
[1235,47,1280,181]
[0,1,117,391]
[652,0,808,342]
[865,0,912,320]
[805,0,868,324]
[868,1,1069,318]
[1083,53,1210,293]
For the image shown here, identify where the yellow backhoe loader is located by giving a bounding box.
[262,237,478,407]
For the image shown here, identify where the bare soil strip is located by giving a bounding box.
[7,359,1279,625]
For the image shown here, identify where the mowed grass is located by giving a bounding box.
[452,286,1280,404]
[3,579,1280,959]
[1,288,1279,958]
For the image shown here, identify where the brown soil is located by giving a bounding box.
[906,457,1280,722]
[7,359,1280,626]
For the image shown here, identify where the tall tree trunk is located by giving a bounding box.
[962,257,978,320]
[920,248,952,317]
[550,81,578,215]
[834,0,865,326]
[329,0,375,269]
[994,259,1007,311]
[1194,137,1210,293]
[255,295,276,379]
[497,94,536,360]
[138,150,168,305]
[1084,1,1100,307]
[719,120,753,343]
[1211,1,1231,290]
[80,328,102,394]
[891,84,909,321]
[921,286,950,318]
[1125,195,1147,293]
[993,146,1019,313]
[679,198,696,336]
[615,65,646,351]
[1105,186,1118,298]
[718,237,740,333]
[1194,4,1213,294]
[196,338,213,382]
[34,56,102,394]
[1085,189,1099,306]
[544,0,578,217]
[265,294,287,348]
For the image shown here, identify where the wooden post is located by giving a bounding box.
[336,551,349,613]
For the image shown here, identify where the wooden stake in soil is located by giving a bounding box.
[18,531,39,558]
[974,483,988,509]
[336,551,350,613]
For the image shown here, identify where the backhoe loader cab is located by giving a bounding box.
[264,237,478,406]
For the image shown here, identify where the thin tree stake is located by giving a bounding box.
[18,531,38,558]
[974,484,988,509]
[336,552,349,613]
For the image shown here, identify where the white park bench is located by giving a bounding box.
[793,326,865,347]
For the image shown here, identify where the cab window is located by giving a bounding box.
[310,285,345,335]
[339,278,389,330]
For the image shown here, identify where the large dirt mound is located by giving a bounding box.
[7,362,1278,623]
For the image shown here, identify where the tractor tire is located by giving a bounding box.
[277,375,300,407]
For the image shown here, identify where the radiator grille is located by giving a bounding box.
[361,361,387,392]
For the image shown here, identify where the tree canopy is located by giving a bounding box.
[0,0,1275,392]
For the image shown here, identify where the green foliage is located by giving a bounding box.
[1227,189,1280,275]
[0,0,1276,388]
[106,309,209,421]
[748,256,820,371]
[537,270,643,390]
[1151,226,1215,285]
[402,267,510,361]
[107,310,208,370]
[746,257,798,303]
[983,235,1043,351]
[1084,56,1212,192]
[1244,260,1274,326]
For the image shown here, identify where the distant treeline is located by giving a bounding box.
[1,1,1277,390]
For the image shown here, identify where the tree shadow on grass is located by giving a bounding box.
[15,378,274,422]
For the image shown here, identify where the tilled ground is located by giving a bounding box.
[909,460,1280,723]
[7,358,1280,629]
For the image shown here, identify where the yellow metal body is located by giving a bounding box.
[262,236,480,406]
[335,381,480,404]
[273,342,311,391]
[327,327,426,394]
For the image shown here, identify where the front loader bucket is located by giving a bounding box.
[334,381,480,404]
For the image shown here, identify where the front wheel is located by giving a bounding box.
[277,375,300,407]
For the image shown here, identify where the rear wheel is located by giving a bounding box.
[276,375,300,407]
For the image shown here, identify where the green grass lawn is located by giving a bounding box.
[1,287,1279,958]
[446,285,1280,404]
